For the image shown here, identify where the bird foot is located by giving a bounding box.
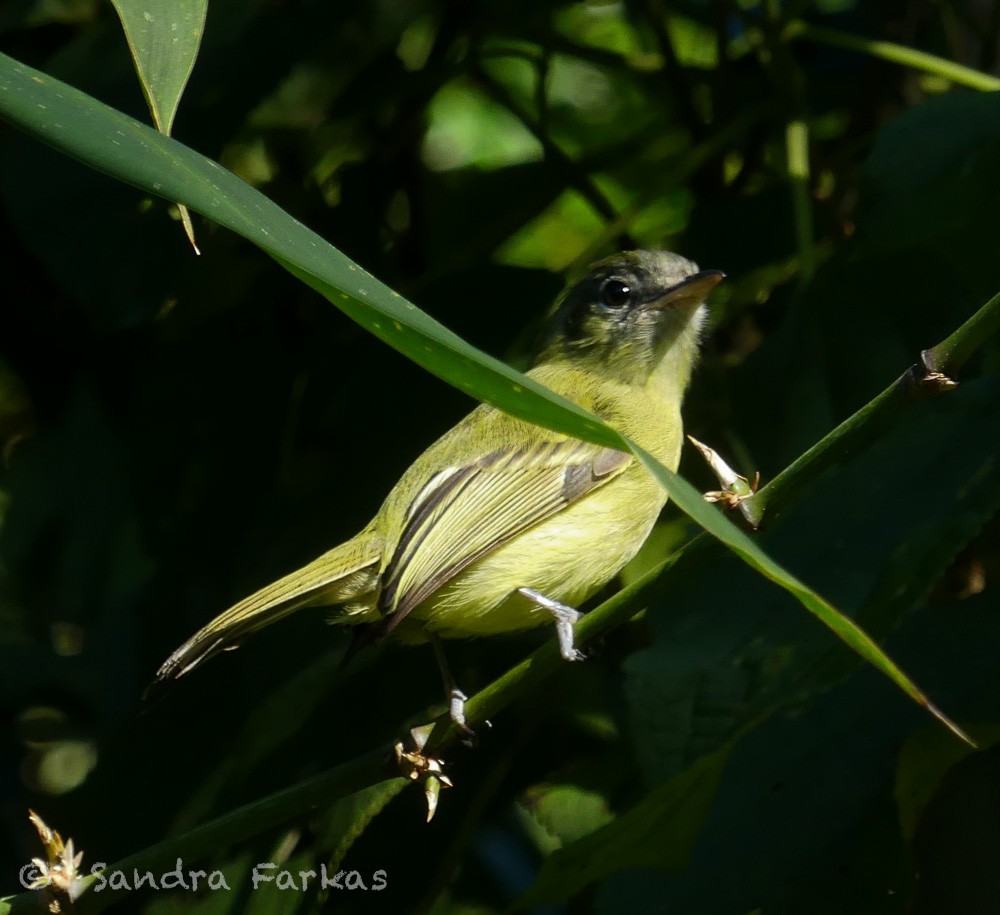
[517,587,586,661]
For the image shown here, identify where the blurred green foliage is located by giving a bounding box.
[2,1,1000,912]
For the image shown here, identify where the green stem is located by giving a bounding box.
[787,21,1000,91]
[785,118,815,282]
[743,365,921,528]
[924,286,1000,375]
[746,3,816,285]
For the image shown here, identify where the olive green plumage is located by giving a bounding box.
[154,250,722,685]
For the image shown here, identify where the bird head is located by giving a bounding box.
[533,250,724,388]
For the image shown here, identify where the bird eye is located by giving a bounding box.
[601,279,631,309]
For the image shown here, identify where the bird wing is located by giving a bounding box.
[377,438,631,634]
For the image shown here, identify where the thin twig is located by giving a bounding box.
[740,2,816,285]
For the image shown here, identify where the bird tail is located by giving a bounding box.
[150,527,382,688]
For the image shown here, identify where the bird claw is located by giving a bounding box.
[448,689,480,747]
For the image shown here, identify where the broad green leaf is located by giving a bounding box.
[516,754,624,853]
[110,0,206,136]
[515,738,732,908]
[0,51,968,742]
[518,780,615,852]
[423,79,542,172]
[110,0,207,251]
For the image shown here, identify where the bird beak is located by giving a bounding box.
[645,269,725,310]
